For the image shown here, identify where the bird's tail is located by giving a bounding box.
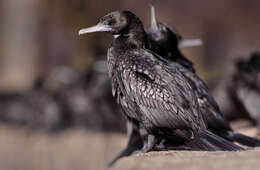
[231,132,260,147]
[108,145,137,167]
[184,130,245,151]
[108,127,143,167]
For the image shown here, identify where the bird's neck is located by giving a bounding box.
[118,30,147,49]
[113,19,148,50]
[107,26,148,77]
[169,47,184,59]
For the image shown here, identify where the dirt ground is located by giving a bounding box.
[0,126,126,170]
[111,148,260,170]
[0,121,259,170]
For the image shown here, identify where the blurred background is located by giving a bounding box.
[0,0,260,170]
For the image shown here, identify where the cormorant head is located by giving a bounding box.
[79,11,143,36]
[147,5,202,51]
[147,5,181,51]
[249,52,260,71]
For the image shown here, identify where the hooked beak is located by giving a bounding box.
[79,23,112,35]
[178,39,203,48]
[150,4,159,31]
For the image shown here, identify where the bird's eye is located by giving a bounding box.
[104,20,110,25]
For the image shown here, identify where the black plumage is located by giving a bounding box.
[147,6,194,71]
[232,53,260,134]
[146,6,260,147]
[42,65,126,132]
[112,7,260,163]
[0,65,126,133]
[79,10,243,161]
[102,7,260,165]
[108,122,142,167]
[0,83,68,132]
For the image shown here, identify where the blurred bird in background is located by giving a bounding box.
[0,82,67,132]
[42,64,126,132]
[231,53,260,135]
[0,63,126,133]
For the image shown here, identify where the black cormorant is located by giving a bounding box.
[108,7,205,165]
[232,53,260,134]
[79,10,243,156]
[43,65,126,132]
[105,7,260,165]
[0,81,67,132]
[146,6,260,147]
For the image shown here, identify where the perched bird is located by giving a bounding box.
[147,5,201,72]
[0,64,126,133]
[79,10,243,157]
[108,7,260,166]
[0,82,68,132]
[232,53,260,134]
[111,7,260,165]
[146,6,260,147]
[43,65,126,132]
[109,6,204,165]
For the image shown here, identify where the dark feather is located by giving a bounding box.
[112,48,206,135]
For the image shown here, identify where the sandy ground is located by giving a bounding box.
[111,149,260,170]
[0,126,126,170]
[0,121,259,170]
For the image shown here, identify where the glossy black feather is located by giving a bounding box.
[81,11,244,166]
[109,45,206,136]
[146,18,260,146]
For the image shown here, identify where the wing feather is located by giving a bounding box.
[117,49,205,132]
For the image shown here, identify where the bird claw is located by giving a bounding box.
[132,144,150,155]
[132,135,156,154]
[154,139,167,151]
